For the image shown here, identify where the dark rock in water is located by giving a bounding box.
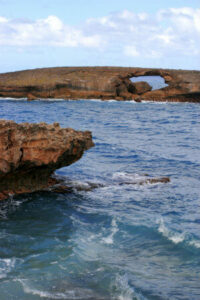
[118,176,170,186]
[0,120,94,200]
[47,175,170,195]
[134,97,142,103]
[144,177,170,184]
[0,66,199,102]
[48,180,105,193]
[50,185,73,194]
[27,93,38,100]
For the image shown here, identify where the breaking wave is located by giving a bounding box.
[157,218,200,250]
[102,218,119,245]
[111,274,147,300]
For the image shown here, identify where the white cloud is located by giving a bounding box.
[84,7,200,58]
[0,7,199,60]
[124,46,139,57]
[44,16,63,32]
[0,17,7,23]
[0,15,102,48]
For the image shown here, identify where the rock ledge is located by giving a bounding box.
[0,120,94,200]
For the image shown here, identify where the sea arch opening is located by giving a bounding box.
[130,75,168,91]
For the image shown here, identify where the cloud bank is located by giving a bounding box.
[0,7,199,62]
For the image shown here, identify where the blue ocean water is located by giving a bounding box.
[0,98,200,300]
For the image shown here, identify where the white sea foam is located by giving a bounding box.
[18,279,95,299]
[158,218,185,244]
[102,218,119,245]
[86,99,102,102]
[0,258,16,279]
[0,196,25,219]
[32,98,66,102]
[112,172,154,188]
[189,240,200,249]
[68,180,91,189]
[157,219,200,250]
[141,100,168,104]
[112,172,146,183]
[0,97,27,100]
[112,274,147,300]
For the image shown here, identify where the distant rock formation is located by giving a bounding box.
[0,66,199,102]
[0,120,94,200]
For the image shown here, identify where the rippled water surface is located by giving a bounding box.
[0,99,200,299]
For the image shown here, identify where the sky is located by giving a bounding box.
[0,0,200,72]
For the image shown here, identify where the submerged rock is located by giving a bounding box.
[46,175,170,194]
[0,120,94,200]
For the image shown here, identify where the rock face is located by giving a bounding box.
[0,120,94,200]
[0,66,199,102]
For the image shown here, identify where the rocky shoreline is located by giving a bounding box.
[0,67,199,102]
[0,119,171,201]
[0,66,196,199]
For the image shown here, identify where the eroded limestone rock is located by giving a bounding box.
[0,120,94,200]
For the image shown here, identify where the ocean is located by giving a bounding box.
[0,98,199,299]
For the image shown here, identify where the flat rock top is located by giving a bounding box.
[0,120,94,174]
[0,66,199,87]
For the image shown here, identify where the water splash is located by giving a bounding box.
[111,274,147,300]
[0,258,17,279]
[18,279,96,299]
[157,218,185,244]
[102,218,119,245]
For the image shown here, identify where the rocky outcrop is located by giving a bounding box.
[44,176,170,194]
[0,120,94,200]
[132,81,152,95]
[0,67,199,102]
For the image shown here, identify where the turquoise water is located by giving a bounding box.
[0,99,199,299]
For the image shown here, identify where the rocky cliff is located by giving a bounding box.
[0,120,94,200]
[0,67,199,102]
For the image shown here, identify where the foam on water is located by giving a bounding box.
[0,97,27,100]
[0,196,26,219]
[112,274,147,300]
[0,258,16,279]
[39,98,66,102]
[85,99,102,102]
[112,172,147,183]
[158,218,185,244]
[157,219,200,249]
[189,240,200,249]
[18,279,92,299]
[0,98,199,299]
[141,100,168,104]
[102,218,119,245]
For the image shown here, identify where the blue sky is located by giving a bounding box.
[0,0,200,72]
